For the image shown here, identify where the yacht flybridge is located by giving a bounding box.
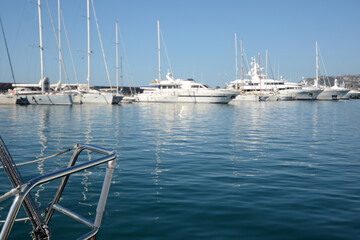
[135,21,237,103]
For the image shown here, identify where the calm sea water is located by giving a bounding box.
[0,101,360,239]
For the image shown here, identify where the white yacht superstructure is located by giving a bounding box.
[229,57,325,101]
[228,57,294,101]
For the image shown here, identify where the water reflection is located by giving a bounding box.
[311,102,319,144]
[79,106,96,207]
[152,132,163,204]
[34,106,50,207]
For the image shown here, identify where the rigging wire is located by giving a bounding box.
[61,10,79,86]
[91,0,113,89]
[118,25,135,95]
[0,17,17,85]
[0,146,75,169]
[160,29,174,77]
[318,45,331,87]
[242,48,250,78]
[45,0,71,86]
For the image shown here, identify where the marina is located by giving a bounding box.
[1,0,360,239]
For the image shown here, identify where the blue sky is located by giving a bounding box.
[0,0,359,88]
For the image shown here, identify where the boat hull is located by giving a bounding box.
[113,95,124,104]
[121,96,136,103]
[316,89,349,100]
[72,94,82,104]
[0,94,17,105]
[81,93,117,104]
[136,90,237,103]
[268,94,293,101]
[230,94,268,102]
[341,90,360,99]
[26,94,73,105]
[293,89,322,100]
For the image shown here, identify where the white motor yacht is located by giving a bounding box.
[316,79,349,100]
[136,20,237,104]
[341,89,360,99]
[228,57,293,101]
[281,81,322,100]
[136,73,237,103]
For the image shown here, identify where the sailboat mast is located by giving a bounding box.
[87,0,91,91]
[58,0,62,86]
[241,39,244,88]
[259,53,262,96]
[265,49,268,78]
[235,33,238,81]
[315,41,319,87]
[116,20,119,93]
[157,20,161,81]
[38,0,44,81]
[121,56,123,91]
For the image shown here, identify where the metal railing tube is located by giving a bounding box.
[94,159,116,228]
[1,151,115,239]
[52,204,94,228]
[0,194,20,239]
[28,153,115,189]
[0,188,19,203]
[78,228,98,240]
[45,144,114,225]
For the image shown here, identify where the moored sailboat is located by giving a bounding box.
[14,0,73,105]
[81,0,122,104]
